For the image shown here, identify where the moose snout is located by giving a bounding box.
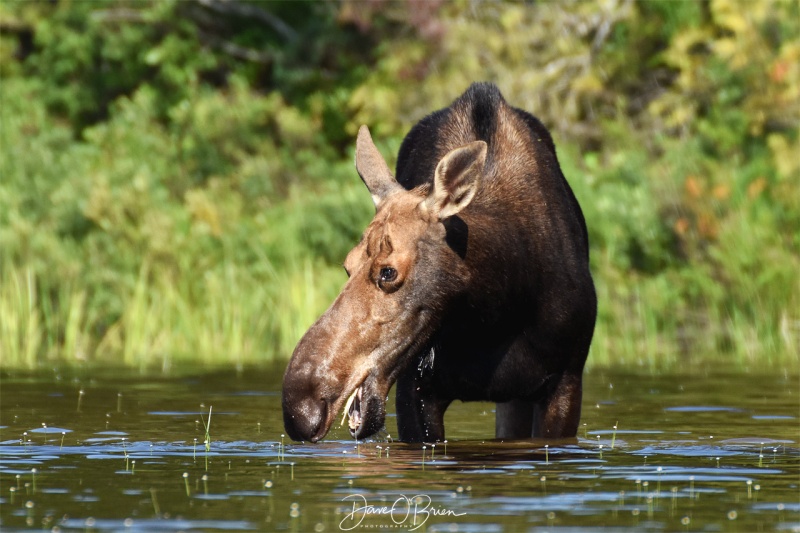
[282,355,332,442]
[283,314,345,442]
[282,391,328,442]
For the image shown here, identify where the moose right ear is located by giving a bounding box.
[355,125,401,208]
[429,141,486,220]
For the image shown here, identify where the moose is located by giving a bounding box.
[282,82,596,443]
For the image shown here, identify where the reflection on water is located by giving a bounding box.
[0,367,797,532]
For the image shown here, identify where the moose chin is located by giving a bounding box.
[282,82,596,443]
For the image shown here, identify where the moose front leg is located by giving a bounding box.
[395,368,451,443]
[495,399,535,439]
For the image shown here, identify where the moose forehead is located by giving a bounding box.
[346,191,431,268]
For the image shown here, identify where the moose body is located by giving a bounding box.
[282,83,596,443]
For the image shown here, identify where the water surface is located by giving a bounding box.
[1,367,797,532]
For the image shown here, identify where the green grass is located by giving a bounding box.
[0,266,41,368]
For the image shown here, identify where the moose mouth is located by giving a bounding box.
[335,375,388,440]
[342,385,363,432]
[330,339,433,441]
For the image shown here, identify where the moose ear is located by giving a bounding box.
[355,125,401,208]
[430,141,487,220]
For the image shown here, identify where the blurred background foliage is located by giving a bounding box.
[1,0,797,371]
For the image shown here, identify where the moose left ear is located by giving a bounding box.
[430,141,487,219]
[355,125,401,208]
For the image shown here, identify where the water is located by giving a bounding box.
[1,366,797,532]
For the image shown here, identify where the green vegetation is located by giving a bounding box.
[1,0,797,371]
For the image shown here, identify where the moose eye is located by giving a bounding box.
[379,267,397,284]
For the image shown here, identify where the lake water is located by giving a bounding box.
[1,365,797,532]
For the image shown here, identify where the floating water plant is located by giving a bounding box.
[60,432,65,449]
[200,406,212,452]
[31,468,36,493]
[545,444,549,464]
[122,437,129,470]
[183,473,190,496]
[611,422,618,450]
[657,466,662,496]
[422,445,427,470]
[77,389,85,413]
[41,423,47,444]
[117,393,122,413]
[150,488,160,516]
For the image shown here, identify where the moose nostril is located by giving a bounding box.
[283,395,328,442]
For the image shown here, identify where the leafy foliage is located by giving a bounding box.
[0,0,797,370]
